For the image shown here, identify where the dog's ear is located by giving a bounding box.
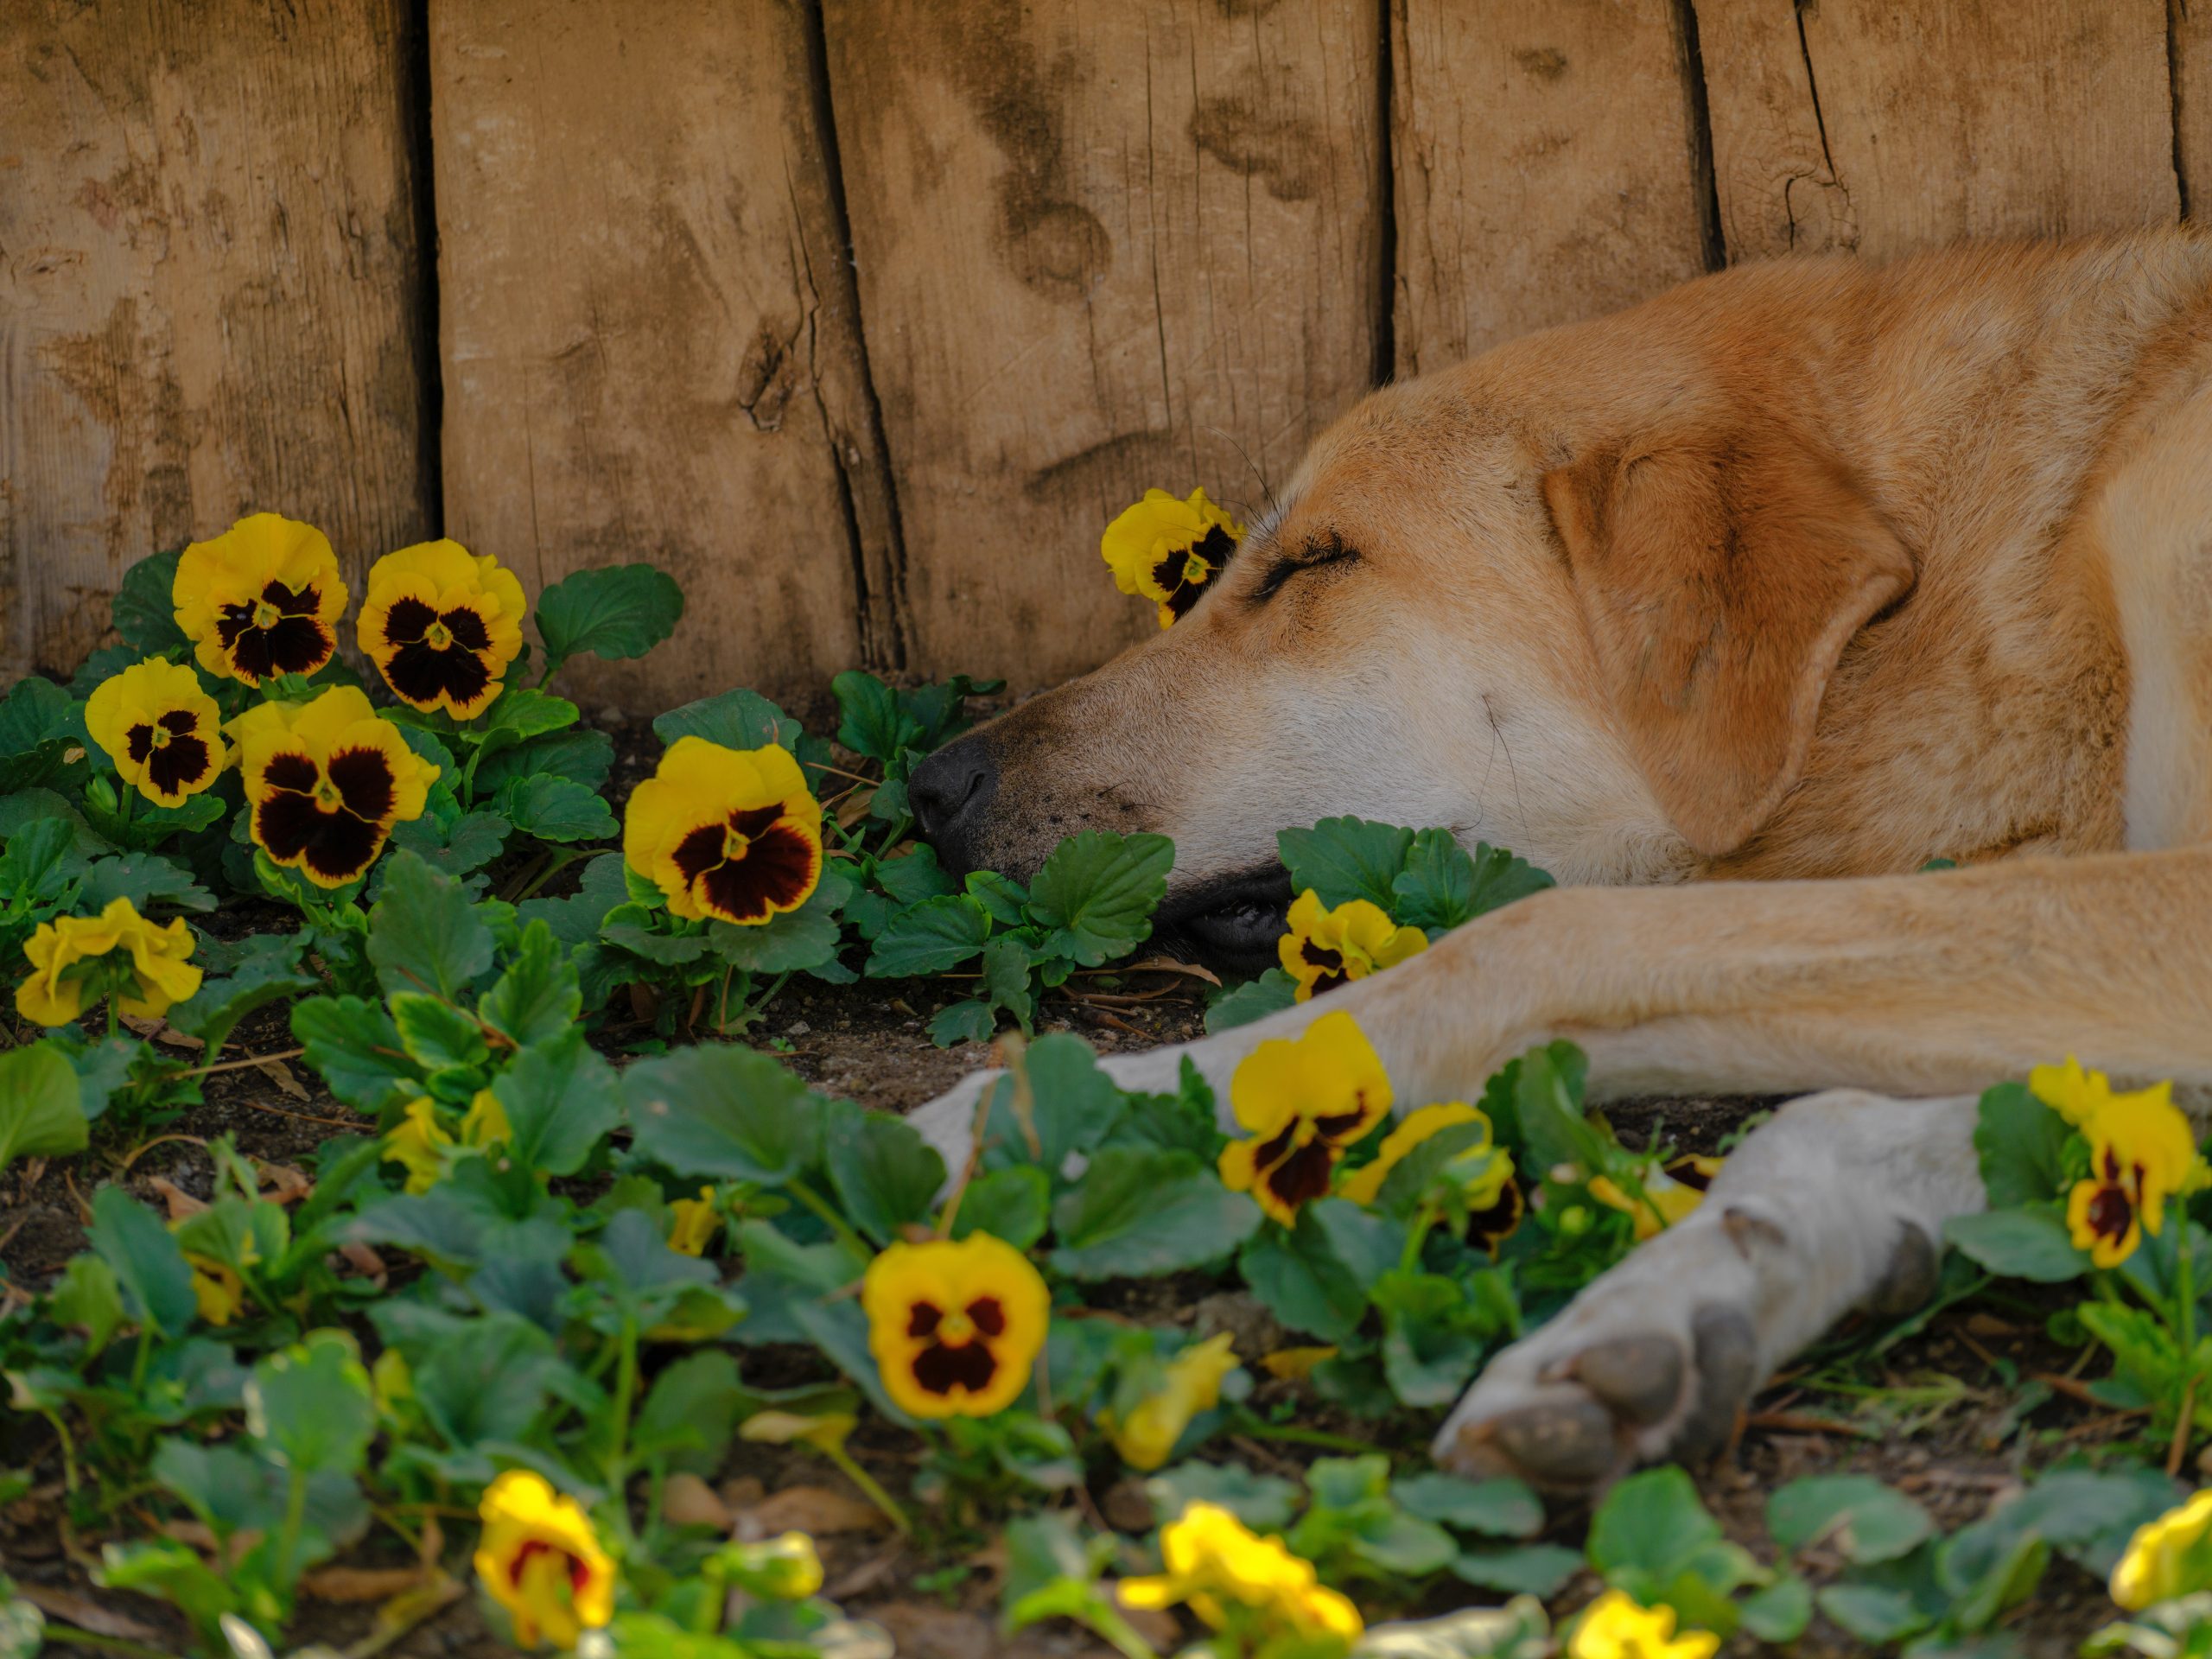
[1541,429,1914,856]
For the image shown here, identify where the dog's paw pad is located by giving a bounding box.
[1567,1332,1686,1426]
[1449,1388,1622,1490]
[1669,1302,1758,1461]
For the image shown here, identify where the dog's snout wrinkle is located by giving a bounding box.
[909,734,998,875]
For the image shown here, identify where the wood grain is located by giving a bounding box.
[1391,0,1711,377]
[0,0,431,683]
[2173,0,2212,218]
[432,0,900,711]
[822,0,1384,688]
[1700,0,2178,262]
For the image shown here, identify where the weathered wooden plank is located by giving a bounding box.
[1391,0,1710,377]
[433,0,898,712]
[1699,0,2177,262]
[823,0,1384,688]
[2172,0,2212,219]
[0,0,430,683]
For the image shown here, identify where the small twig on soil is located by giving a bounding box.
[341,1573,465,1659]
[175,1045,307,1080]
[1746,1410,1878,1439]
[241,1098,363,1131]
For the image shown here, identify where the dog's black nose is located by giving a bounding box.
[908,734,997,872]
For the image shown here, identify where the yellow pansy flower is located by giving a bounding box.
[14,896,203,1027]
[1569,1590,1719,1659]
[1101,487,1243,628]
[2064,1077,2202,1268]
[473,1470,615,1649]
[461,1088,512,1150]
[358,539,529,719]
[1103,1332,1240,1471]
[623,737,823,925]
[1279,890,1427,1002]
[1122,1500,1361,1642]
[667,1187,720,1256]
[1591,1155,1722,1243]
[185,1253,245,1327]
[383,1098,454,1196]
[84,658,226,806]
[231,686,437,887]
[1218,1011,1392,1228]
[2113,1488,2212,1610]
[173,512,348,685]
[861,1233,1049,1420]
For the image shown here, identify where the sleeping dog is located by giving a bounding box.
[903,231,2212,1491]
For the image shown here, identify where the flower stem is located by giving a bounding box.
[1400,1200,1440,1272]
[787,1177,870,1262]
[1230,1414,1376,1454]
[2173,1222,2199,1468]
[820,1438,912,1536]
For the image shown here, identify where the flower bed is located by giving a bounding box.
[3,512,2211,1657]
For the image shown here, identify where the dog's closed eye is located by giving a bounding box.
[1254,531,1360,601]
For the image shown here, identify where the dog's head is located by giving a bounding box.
[912,302,1913,969]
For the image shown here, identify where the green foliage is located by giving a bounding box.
[534,563,684,677]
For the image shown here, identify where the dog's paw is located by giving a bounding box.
[909,1069,1004,1173]
[1429,1207,1773,1493]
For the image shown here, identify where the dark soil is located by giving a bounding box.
[0,720,2157,1656]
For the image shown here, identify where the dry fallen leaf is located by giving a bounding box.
[734,1484,889,1538]
[149,1176,208,1221]
[337,1241,389,1286]
[16,1584,163,1640]
[121,1014,204,1051]
[301,1563,429,1602]
[253,1056,309,1099]
[256,1160,313,1205]
[661,1471,733,1531]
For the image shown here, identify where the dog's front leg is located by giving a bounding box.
[1434,1088,1986,1491]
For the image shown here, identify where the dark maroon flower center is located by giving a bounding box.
[905,1296,1007,1396]
[1300,938,1348,993]
[668,803,817,923]
[1466,1179,1525,1255]
[2086,1182,2136,1243]
[1249,1096,1374,1212]
[378,595,499,709]
[125,709,213,794]
[1149,524,1236,620]
[253,745,399,880]
[508,1537,590,1594]
[213,580,333,681]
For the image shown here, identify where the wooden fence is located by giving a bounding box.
[2,0,2198,708]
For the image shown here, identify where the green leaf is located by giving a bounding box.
[965,869,1031,929]
[824,1105,947,1245]
[494,1033,622,1177]
[873,844,959,906]
[1310,1197,1407,1289]
[48,1253,128,1354]
[1450,1543,1585,1599]
[168,933,315,1055]
[499,774,619,843]
[1023,830,1174,966]
[1770,1475,1933,1565]
[832,671,924,766]
[1373,1267,1509,1407]
[1945,1205,2090,1283]
[0,1043,87,1173]
[929,1000,996,1046]
[368,851,496,998]
[601,903,711,964]
[632,1350,747,1477]
[475,688,579,746]
[408,1312,564,1449]
[977,933,1037,1033]
[1974,1082,2073,1209]
[480,921,582,1048]
[473,727,616,797]
[865,893,992,976]
[89,1185,198,1337]
[1237,1209,1367,1341]
[112,550,188,653]
[949,1166,1050,1249]
[291,995,423,1112]
[1738,1573,1815,1643]
[57,1035,143,1123]
[1392,1472,1544,1539]
[1205,968,1300,1033]
[0,678,82,791]
[1146,1463,1301,1532]
[1588,1466,1725,1581]
[95,1539,238,1641]
[535,563,684,671]
[1048,1147,1260,1279]
[625,1045,825,1185]
[78,852,215,914]
[652,689,831,779]
[1278,817,1414,911]
[390,991,490,1073]
[1392,833,1554,934]
[708,880,845,974]
[245,1331,375,1475]
[385,808,512,880]
[518,852,627,947]
[980,1033,1128,1174]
